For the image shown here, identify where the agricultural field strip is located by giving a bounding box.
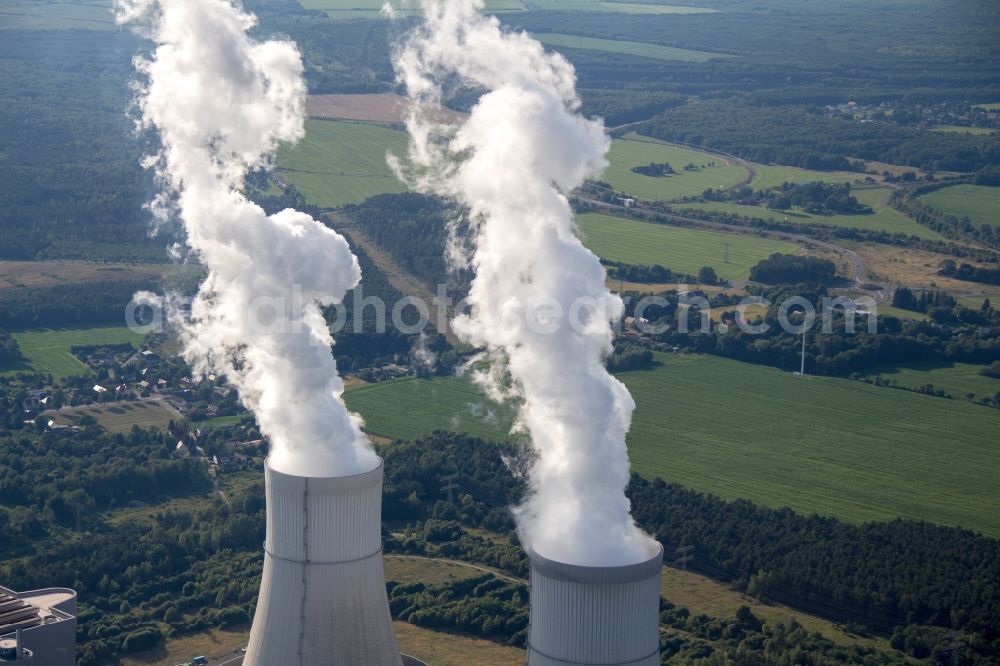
[603,135,748,201]
[533,32,733,62]
[575,212,795,280]
[917,183,1000,231]
[9,326,145,379]
[528,1,719,14]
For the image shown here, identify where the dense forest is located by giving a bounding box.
[620,284,1000,381]
[639,102,1000,172]
[0,279,161,330]
[890,288,958,314]
[512,0,1000,103]
[749,254,837,285]
[0,30,167,262]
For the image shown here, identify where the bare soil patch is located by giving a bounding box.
[854,244,1000,295]
[0,260,163,290]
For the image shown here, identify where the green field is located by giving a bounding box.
[276,120,409,208]
[576,212,795,280]
[973,102,1000,111]
[0,0,114,30]
[346,376,517,441]
[346,353,1000,535]
[930,125,998,136]
[534,33,732,62]
[748,163,859,191]
[867,361,1000,400]
[529,0,719,13]
[682,188,943,240]
[917,184,1000,230]
[604,134,747,201]
[8,326,145,379]
[876,304,929,321]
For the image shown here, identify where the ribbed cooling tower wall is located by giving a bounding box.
[526,545,663,666]
[243,460,402,666]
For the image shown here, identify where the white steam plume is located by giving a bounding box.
[394,0,657,566]
[116,0,378,477]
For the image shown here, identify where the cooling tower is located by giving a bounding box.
[243,459,402,666]
[526,544,663,666]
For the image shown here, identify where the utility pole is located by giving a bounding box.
[675,545,694,572]
[946,631,964,666]
[800,328,807,376]
[65,501,84,532]
[440,473,461,505]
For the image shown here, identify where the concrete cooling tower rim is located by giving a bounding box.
[265,456,382,483]
[526,543,664,582]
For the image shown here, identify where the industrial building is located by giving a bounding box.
[0,585,76,666]
[526,546,663,666]
[243,459,408,666]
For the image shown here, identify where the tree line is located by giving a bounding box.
[623,285,1000,376]
[0,279,160,330]
[0,331,21,368]
[639,101,1000,173]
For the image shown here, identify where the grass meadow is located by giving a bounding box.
[534,33,732,62]
[344,353,1000,536]
[681,188,942,240]
[604,134,747,201]
[575,212,795,280]
[622,353,1000,536]
[8,326,144,379]
[748,163,859,190]
[930,125,998,135]
[345,375,517,441]
[875,304,929,321]
[866,361,1000,400]
[276,119,409,208]
[917,184,1000,230]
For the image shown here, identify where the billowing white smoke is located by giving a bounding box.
[116,0,378,477]
[394,0,657,566]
